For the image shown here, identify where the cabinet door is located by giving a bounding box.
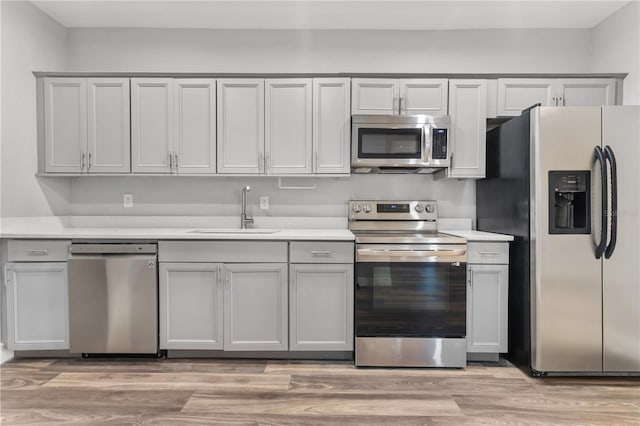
[87,78,131,173]
[557,78,616,107]
[173,79,216,174]
[467,264,508,353]
[265,79,312,174]
[447,80,487,178]
[43,78,86,173]
[351,79,398,115]
[496,78,555,116]
[131,78,173,173]
[5,263,69,350]
[399,79,448,115]
[313,78,351,174]
[289,264,354,351]
[224,263,288,351]
[159,263,223,350]
[217,79,264,174]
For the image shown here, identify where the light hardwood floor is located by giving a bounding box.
[1,357,639,425]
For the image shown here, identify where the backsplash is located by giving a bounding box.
[66,174,475,224]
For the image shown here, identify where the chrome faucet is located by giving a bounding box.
[240,186,254,229]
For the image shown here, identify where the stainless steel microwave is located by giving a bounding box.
[351,114,450,173]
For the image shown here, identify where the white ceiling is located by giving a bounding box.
[31,0,631,31]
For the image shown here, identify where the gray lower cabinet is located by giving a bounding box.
[159,261,289,352]
[467,259,509,354]
[289,264,354,351]
[159,262,223,350]
[224,263,288,351]
[5,262,69,350]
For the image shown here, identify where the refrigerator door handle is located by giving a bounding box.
[604,145,618,259]
[594,146,608,259]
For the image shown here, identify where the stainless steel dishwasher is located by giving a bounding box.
[68,243,158,355]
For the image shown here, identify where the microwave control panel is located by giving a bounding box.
[431,128,448,160]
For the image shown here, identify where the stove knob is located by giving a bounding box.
[425,204,435,213]
[352,204,362,213]
[414,204,424,213]
[363,204,373,213]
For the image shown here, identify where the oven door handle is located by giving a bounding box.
[356,248,467,263]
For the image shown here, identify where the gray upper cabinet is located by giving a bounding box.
[352,78,448,115]
[5,262,69,351]
[224,263,288,351]
[351,79,398,115]
[556,79,616,107]
[87,78,131,173]
[44,78,87,173]
[313,78,351,174]
[445,79,488,179]
[265,79,313,175]
[399,79,449,115]
[173,79,217,174]
[44,77,130,173]
[159,262,223,350]
[131,78,173,173]
[217,79,265,174]
[132,78,216,174]
[497,78,616,116]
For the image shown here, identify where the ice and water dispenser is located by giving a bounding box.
[548,171,591,234]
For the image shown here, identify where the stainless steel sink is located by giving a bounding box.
[187,229,279,235]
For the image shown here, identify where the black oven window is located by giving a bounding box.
[355,262,466,338]
[358,128,422,159]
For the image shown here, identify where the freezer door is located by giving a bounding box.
[530,107,603,373]
[602,106,640,372]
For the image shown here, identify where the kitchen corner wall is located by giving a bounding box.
[590,0,640,105]
[0,1,69,218]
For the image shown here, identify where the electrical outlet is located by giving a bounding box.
[259,196,269,210]
[123,193,134,208]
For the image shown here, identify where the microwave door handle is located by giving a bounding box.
[594,146,607,259]
[604,145,617,258]
[423,126,431,162]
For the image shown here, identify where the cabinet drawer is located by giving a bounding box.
[7,240,70,262]
[290,242,354,263]
[159,241,287,263]
[467,242,509,264]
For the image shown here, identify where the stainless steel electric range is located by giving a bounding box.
[349,200,468,368]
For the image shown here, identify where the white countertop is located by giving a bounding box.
[0,227,355,241]
[0,217,512,242]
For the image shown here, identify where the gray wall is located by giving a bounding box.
[63,27,594,221]
[591,1,640,104]
[2,5,637,220]
[67,174,475,220]
[67,28,592,73]
[1,1,69,218]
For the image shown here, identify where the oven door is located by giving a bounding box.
[351,123,426,167]
[355,244,467,338]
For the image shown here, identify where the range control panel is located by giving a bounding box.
[349,200,438,221]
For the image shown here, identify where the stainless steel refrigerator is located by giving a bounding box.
[477,106,640,375]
